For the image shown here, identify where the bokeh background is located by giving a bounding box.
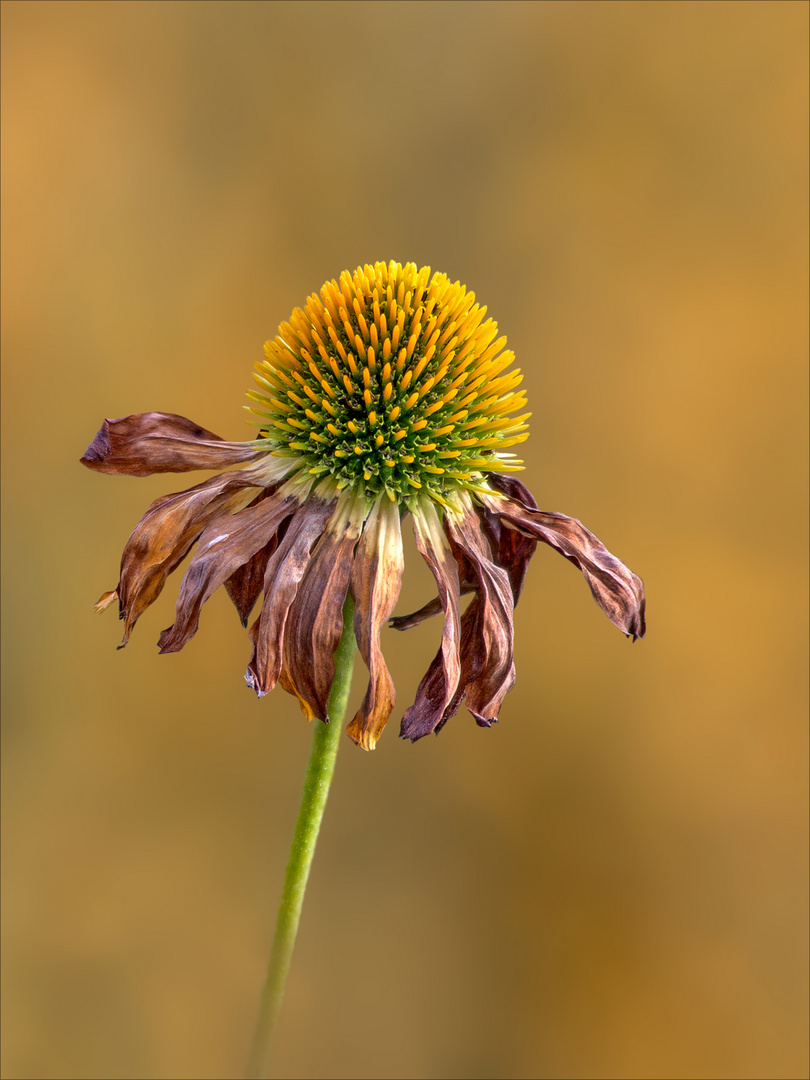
[2,2,807,1078]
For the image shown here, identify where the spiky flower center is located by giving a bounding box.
[248,261,529,506]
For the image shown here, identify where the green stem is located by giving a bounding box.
[246,597,356,1079]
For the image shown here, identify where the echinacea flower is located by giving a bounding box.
[82,261,645,749]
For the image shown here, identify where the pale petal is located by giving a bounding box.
[399,499,462,742]
[347,497,404,750]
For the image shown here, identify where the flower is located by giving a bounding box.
[82,261,645,749]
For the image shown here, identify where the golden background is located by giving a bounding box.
[2,2,807,1077]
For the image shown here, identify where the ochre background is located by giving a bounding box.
[2,2,807,1078]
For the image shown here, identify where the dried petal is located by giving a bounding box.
[114,470,261,646]
[223,489,278,626]
[246,499,334,696]
[281,494,365,722]
[445,504,515,726]
[224,542,276,627]
[81,412,262,476]
[483,474,538,604]
[94,590,118,613]
[399,499,462,741]
[347,497,404,750]
[158,494,296,652]
[486,494,646,640]
[391,473,536,630]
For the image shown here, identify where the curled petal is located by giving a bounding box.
[389,588,478,631]
[483,473,538,604]
[445,504,515,726]
[281,494,365,722]
[158,494,296,653]
[94,590,118,613]
[391,471,536,630]
[224,541,276,628]
[400,498,462,742]
[112,470,261,646]
[347,497,404,750]
[81,412,262,476]
[246,499,335,696]
[223,490,279,626]
[486,494,646,640]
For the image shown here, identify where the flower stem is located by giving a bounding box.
[246,597,356,1079]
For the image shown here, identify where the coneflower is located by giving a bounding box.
[82,261,646,1074]
[82,261,645,750]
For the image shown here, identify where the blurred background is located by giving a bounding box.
[2,2,807,1078]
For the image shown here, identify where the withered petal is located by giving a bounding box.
[246,499,335,696]
[399,500,462,742]
[80,412,262,476]
[114,470,262,646]
[224,542,276,627]
[389,589,473,631]
[94,590,118,613]
[391,472,535,630]
[445,507,516,726]
[281,498,364,722]
[158,493,296,653]
[490,495,646,640]
[347,498,404,750]
[223,489,279,626]
[483,474,538,605]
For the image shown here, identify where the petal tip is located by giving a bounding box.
[93,589,118,613]
[157,627,182,654]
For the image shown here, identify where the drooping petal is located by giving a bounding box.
[111,470,263,646]
[245,498,335,696]
[158,493,296,653]
[222,490,279,626]
[224,541,276,627]
[389,595,445,631]
[483,473,538,605]
[281,493,365,722]
[399,498,462,742]
[444,502,516,726]
[81,412,262,476]
[483,491,646,640]
[391,473,537,630]
[347,497,404,750]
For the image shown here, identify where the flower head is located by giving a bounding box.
[82,262,645,749]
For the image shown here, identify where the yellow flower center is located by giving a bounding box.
[248,261,529,505]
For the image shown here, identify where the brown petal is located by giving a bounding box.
[113,470,261,646]
[399,499,462,742]
[245,499,335,696]
[444,506,516,726]
[281,495,365,722]
[483,474,538,605]
[81,412,261,476]
[346,498,404,750]
[224,542,276,628]
[158,493,296,653]
[391,472,536,630]
[389,590,473,631]
[488,495,646,640]
[94,590,118,613]
[223,490,279,626]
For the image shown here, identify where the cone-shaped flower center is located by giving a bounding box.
[248,261,530,505]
